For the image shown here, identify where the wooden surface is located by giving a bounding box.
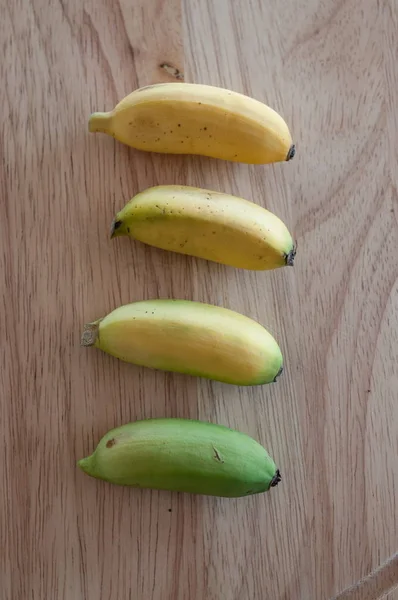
[1,0,397,598]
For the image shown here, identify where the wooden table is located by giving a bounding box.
[2,0,397,598]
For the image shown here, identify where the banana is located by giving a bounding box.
[88,83,295,164]
[81,299,283,385]
[111,185,295,270]
[78,418,281,497]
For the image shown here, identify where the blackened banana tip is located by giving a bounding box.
[286,144,296,161]
[270,469,281,487]
[273,365,283,383]
[110,219,122,238]
[285,246,296,267]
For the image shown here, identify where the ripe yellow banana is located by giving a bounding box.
[88,83,295,164]
[78,418,281,497]
[111,185,295,270]
[81,299,283,385]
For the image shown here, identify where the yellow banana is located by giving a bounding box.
[81,299,283,385]
[111,185,295,270]
[78,418,281,497]
[88,83,295,164]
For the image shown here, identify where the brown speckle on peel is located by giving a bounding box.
[106,439,116,448]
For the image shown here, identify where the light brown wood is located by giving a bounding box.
[1,0,397,599]
[332,552,398,600]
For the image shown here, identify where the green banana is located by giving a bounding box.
[78,418,281,497]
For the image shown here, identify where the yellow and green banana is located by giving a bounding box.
[111,185,295,270]
[78,418,281,497]
[81,299,283,386]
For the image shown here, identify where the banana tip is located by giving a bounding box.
[273,365,283,383]
[286,144,296,161]
[270,469,281,488]
[285,246,296,267]
[110,219,123,238]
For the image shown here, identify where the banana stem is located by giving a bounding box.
[88,112,112,133]
[77,456,94,475]
[81,321,101,347]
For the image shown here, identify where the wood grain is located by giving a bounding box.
[1,0,397,598]
[332,552,398,599]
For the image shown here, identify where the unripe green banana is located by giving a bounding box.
[81,299,283,385]
[111,185,296,270]
[78,418,281,497]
